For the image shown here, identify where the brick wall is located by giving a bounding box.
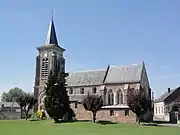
[71,103,136,123]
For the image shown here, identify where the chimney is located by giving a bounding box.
[168,88,171,93]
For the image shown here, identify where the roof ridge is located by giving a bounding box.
[69,68,107,74]
[68,63,143,75]
[110,63,143,68]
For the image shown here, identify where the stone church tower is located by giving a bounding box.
[34,18,65,111]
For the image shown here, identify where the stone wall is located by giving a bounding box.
[71,103,136,123]
[0,112,21,120]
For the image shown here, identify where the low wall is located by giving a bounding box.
[71,103,136,123]
[0,112,21,120]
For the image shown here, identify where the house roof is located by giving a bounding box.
[66,63,143,87]
[0,102,20,108]
[155,88,178,103]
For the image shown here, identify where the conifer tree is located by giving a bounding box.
[44,67,71,123]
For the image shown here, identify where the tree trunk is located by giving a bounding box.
[25,112,28,120]
[92,112,96,123]
[20,108,23,119]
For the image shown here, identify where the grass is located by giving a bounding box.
[0,120,179,135]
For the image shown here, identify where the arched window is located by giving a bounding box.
[41,58,49,77]
[107,89,114,105]
[117,89,123,104]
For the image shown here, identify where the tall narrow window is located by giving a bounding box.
[69,88,73,94]
[155,107,157,114]
[107,89,114,105]
[110,110,114,116]
[92,87,97,94]
[75,102,78,108]
[41,58,49,77]
[117,89,123,104]
[61,58,65,72]
[52,52,57,71]
[125,109,129,116]
[80,88,84,94]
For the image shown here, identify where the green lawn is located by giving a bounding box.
[0,120,179,135]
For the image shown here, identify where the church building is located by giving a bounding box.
[34,18,151,122]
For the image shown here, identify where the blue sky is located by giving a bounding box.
[0,0,180,98]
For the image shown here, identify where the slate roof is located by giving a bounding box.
[45,19,59,46]
[155,88,178,102]
[66,69,107,87]
[104,64,143,84]
[66,63,143,87]
[0,102,20,108]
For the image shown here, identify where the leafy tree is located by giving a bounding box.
[171,103,180,112]
[1,87,36,120]
[44,68,71,123]
[17,94,38,120]
[166,103,180,113]
[127,88,151,124]
[1,87,25,102]
[82,93,103,123]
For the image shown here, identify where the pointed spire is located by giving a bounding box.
[45,11,59,46]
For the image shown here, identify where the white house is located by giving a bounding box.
[154,87,180,122]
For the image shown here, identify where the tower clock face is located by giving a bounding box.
[43,53,47,57]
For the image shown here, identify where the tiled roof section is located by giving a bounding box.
[104,64,143,84]
[0,102,20,108]
[155,88,176,103]
[66,69,107,87]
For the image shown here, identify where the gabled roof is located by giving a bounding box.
[155,88,178,103]
[104,64,143,84]
[66,63,144,87]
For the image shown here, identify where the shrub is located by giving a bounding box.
[36,110,47,120]
[36,110,42,119]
